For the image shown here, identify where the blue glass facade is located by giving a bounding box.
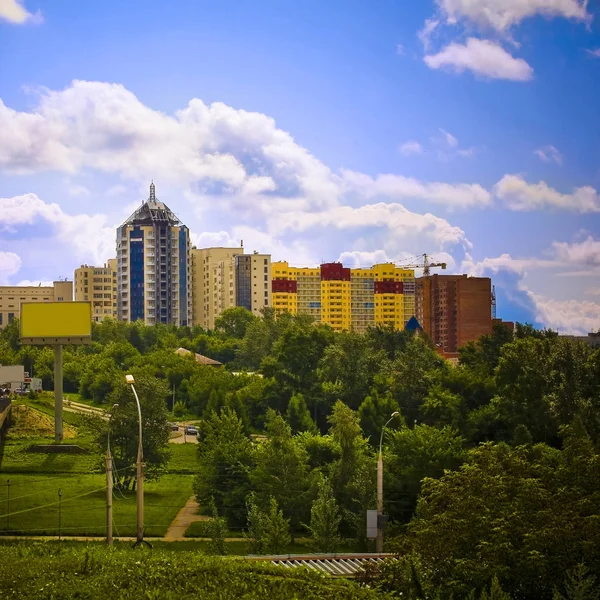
[179,227,188,326]
[130,227,145,322]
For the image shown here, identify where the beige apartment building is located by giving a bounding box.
[74,260,117,322]
[0,281,73,329]
[191,246,244,329]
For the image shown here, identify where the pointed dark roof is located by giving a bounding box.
[405,316,423,332]
[122,183,182,226]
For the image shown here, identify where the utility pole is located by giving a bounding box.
[106,404,118,546]
[377,412,399,553]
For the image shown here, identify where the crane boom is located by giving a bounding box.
[398,253,447,276]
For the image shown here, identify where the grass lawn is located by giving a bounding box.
[0,404,199,538]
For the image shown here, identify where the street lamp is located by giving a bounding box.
[125,375,150,548]
[377,411,400,553]
[106,403,118,546]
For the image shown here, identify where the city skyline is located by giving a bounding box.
[1,1,599,334]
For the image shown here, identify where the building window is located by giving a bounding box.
[8,313,14,323]
[57,297,63,301]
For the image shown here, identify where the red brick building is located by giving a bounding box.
[415,274,493,353]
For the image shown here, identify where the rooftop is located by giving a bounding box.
[122,182,182,227]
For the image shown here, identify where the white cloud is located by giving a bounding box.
[0,0,40,24]
[399,141,424,156]
[438,128,458,148]
[396,44,405,55]
[551,237,600,267]
[191,230,239,249]
[341,170,491,208]
[435,0,590,32]
[418,18,440,51]
[493,175,600,212]
[534,145,563,165]
[15,279,53,287]
[0,193,114,264]
[0,80,339,213]
[461,252,599,334]
[424,38,533,81]
[0,251,22,284]
[268,202,471,250]
[587,49,600,58]
[530,294,600,335]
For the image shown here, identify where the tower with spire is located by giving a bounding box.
[116,183,190,326]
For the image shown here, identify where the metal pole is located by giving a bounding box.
[106,436,113,546]
[376,412,399,553]
[172,384,175,415]
[130,385,144,547]
[54,344,63,443]
[6,480,10,532]
[58,489,62,541]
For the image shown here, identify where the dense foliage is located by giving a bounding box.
[2,311,600,598]
[0,544,382,599]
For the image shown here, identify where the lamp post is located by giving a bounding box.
[377,411,399,553]
[106,404,119,546]
[125,375,149,548]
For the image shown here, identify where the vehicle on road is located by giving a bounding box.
[168,422,179,431]
[184,425,198,435]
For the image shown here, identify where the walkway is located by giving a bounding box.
[163,495,208,541]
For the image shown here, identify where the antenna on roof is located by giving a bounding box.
[149,181,156,202]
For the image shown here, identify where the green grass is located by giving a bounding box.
[0,405,197,537]
[0,472,194,537]
[0,544,385,599]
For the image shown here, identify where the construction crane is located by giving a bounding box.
[398,253,447,276]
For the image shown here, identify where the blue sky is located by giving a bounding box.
[1,0,599,333]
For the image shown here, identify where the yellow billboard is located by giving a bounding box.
[20,302,92,344]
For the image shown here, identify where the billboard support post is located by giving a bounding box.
[20,302,91,444]
[54,344,63,443]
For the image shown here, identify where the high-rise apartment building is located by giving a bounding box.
[191,246,244,329]
[235,252,272,318]
[271,261,415,332]
[116,183,190,326]
[74,260,117,322]
[415,274,492,352]
[0,281,73,329]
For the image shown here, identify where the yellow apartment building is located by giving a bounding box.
[74,260,117,322]
[271,261,415,332]
[0,280,73,329]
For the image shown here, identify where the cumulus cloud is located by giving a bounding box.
[435,0,590,32]
[551,237,600,267]
[530,294,600,335]
[340,170,491,208]
[0,251,22,283]
[534,145,563,165]
[424,38,533,81]
[0,193,114,265]
[0,0,40,24]
[493,175,600,212]
[399,141,424,156]
[0,80,339,213]
[418,18,440,51]
[587,49,600,58]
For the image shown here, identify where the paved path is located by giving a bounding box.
[163,495,208,541]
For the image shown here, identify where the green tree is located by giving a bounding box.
[214,307,257,339]
[286,393,317,434]
[246,494,291,555]
[386,424,465,523]
[251,410,312,538]
[206,497,228,556]
[358,391,402,445]
[193,408,253,528]
[101,375,171,489]
[307,475,342,553]
[553,564,599,600]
